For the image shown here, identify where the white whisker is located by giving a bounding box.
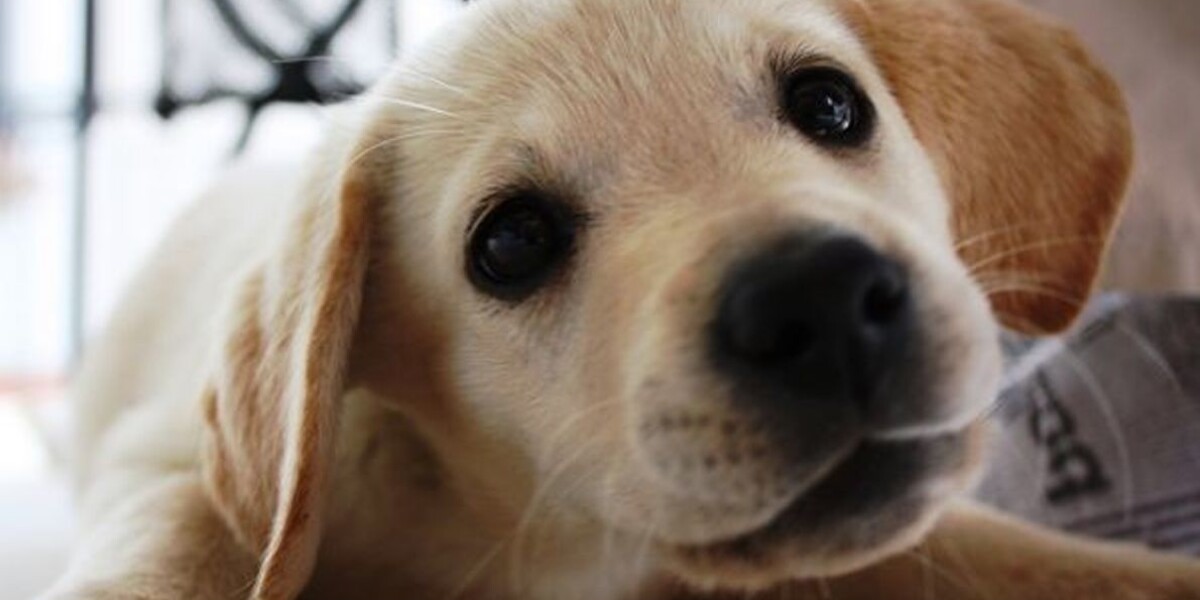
[954,221,1053,252]
[381,62,472,96]
[979,282,1086,309]
[507,442,595,595]
[373,97,464,119]
[506,400,619,595]
[967,235,1103,276]
[445,542,506,600]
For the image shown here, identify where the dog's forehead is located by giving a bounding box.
[465,0,857,48]
[390,0,878,200]
[453,0,865,102]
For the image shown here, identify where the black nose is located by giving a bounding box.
[713,233,913,406]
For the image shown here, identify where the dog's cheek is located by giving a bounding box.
[862,211,1005,434]
[346,230,469,434]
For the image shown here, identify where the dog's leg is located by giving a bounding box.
[818,501,1200,600]
[663,501,1200,600]
[38,472,259,600]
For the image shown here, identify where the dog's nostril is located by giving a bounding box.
[724,293,814,363]
[862,269,909,328]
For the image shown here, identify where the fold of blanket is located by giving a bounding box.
[979,295,1200,556]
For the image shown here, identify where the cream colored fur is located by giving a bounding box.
[43,0,1200,599]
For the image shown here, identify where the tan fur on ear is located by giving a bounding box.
[201,137,377,599]
[842,0,1133,334]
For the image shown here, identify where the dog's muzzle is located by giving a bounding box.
[631,228,988,553]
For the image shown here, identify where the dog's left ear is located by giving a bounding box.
[842,0,1133,334]
[200,121,382,599]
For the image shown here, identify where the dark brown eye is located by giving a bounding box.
[781,68,874,147]
[468,194,575,300]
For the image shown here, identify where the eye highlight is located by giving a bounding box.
[468,193,577,301]
[779,66,875,148]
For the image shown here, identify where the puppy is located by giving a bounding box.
[44,0,1200,598]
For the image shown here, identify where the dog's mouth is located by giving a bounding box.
[665,429,976,580]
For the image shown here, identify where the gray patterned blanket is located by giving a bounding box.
[978,295,1200,556]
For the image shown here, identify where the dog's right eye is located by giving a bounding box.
[468,195,575,300]
[780,67,875,148]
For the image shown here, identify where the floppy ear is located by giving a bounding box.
[843,0,1133,334]
[200,127,379,599]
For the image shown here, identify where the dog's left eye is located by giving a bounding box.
[468,194,575,300]
[781,67,874,147]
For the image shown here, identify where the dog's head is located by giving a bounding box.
[200,0,1130,596]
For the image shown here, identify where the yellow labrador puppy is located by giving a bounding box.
[44,0,1200,598]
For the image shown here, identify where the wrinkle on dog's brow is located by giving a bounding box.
[467,146,596,212]
[767,49,835,75]
[512,144,571,192]
[474,134,615,210]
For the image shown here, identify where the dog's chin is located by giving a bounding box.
[658,429,982,592]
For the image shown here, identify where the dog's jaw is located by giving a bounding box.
[658,424,989,591]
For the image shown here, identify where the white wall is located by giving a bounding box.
[0,0,463,378]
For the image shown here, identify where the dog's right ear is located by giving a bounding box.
[200,116,383,600]
[841,0,1133,335]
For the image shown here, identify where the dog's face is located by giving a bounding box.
[377,0,999,584]
[201,0,1131,596]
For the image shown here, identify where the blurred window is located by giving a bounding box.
[0,0,461,396]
